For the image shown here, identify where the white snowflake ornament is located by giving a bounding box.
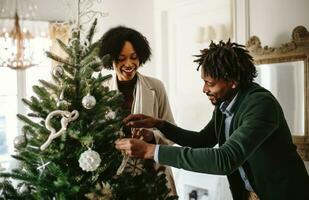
[85,182,113,200]
[79,149,101,172]
[124,158,144,176]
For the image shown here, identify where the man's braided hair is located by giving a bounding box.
[194,39,257,88]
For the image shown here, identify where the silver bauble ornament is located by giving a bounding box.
[82,94,96,109]
[78,149,101,172]
[13,135,27,149]
[52,65,64,77]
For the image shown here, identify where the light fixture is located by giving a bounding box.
[195,24,230,44]
[0,0,36,70]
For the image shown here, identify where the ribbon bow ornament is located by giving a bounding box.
[40,110,79,151]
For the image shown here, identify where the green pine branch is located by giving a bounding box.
[17,114,46,131]
[45,51,73,66]
[56,39,74,58]
[39,80,59,93]
[86,18,97,44]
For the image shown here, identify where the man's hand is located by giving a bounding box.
[123,114,164,128]
[115,138,155,159]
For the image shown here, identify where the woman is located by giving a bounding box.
[99,26,177,195]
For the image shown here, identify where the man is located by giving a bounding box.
[115,40,309,200]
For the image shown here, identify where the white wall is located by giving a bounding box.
[154,1,234,199]
[249,0,309,46]
[93,0,156,76]
[235,0,309,45]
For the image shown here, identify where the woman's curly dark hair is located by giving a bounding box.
[99,26,151,69]
[194,39,257,88]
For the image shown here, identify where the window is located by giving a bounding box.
[0,21,52,171]
[0,117,8,155]
[0,68,18,169]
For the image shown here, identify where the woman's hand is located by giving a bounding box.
[115,138,155,159]
[132,128,155,142]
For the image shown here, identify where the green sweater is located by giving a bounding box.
[158,83,309,200]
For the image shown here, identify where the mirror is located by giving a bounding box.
[246,26,309,160]
[255,61,305,136]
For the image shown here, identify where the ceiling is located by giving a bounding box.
[0,0,77,22]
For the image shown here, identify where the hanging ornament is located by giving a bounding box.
[124,158,144,176]
[116,134,145,176]
[116,153,129,176]
[57,99,69,108]
[13,135,27,149]
[105,108,116,120]
[41,110,79,150]
[36,157,51,176]
[85,182,113,200]
[57,89,70,109]
[78,148,101,172]
[82,93,96,109]
[18,183,30,193]
[52,65,64,78]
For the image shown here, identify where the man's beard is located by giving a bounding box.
[206,93,222,106]
[207,89,237,106]
[211,97,223,106]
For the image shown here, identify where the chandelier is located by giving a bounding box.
[0,0,37,70]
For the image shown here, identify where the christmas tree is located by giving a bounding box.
[0,11,177,200]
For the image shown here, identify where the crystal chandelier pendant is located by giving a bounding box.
[5,12,34,69]
[0,0,38,70]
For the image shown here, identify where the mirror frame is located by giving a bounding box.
[246,26,309,161]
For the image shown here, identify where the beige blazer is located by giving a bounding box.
[105,72,177,195]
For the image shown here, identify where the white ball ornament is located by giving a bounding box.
[82,94,96,109]
[78,149,101,172]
